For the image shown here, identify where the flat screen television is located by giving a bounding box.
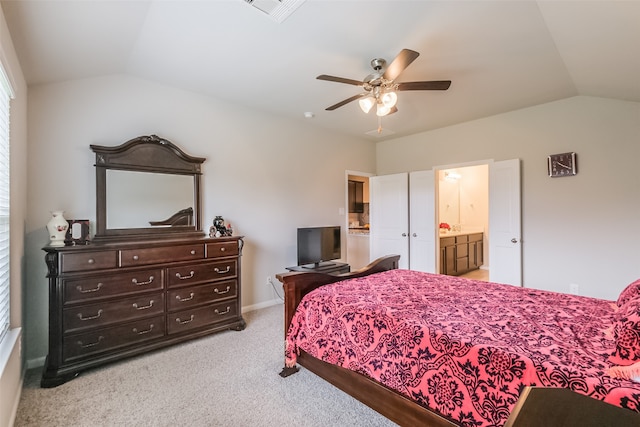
[297,226,341,268]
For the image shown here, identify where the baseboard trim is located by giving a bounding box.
[26,355,46,369]
[242,298,282,313]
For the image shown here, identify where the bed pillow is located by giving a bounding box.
[608,296,640,380]
[616,279,640,307]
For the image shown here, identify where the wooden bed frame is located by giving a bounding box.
[278,255,640,427]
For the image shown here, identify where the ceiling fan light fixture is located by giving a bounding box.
[381,91,397,108]
[359,96,375,114]
[376,103,391,117]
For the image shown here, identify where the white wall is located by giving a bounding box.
[0,4,28,427]
[24,74,376,364]
[377,96,640,300]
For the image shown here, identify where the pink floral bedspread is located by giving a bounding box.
[285,269,640,426]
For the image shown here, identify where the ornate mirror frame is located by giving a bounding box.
[91,135,206,242]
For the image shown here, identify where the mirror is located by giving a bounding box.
[438,169,461,226]
[106,170,194,229]
[91,135,206,241]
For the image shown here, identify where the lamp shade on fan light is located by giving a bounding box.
[359,96,375,113]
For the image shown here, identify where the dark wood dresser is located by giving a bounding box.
[41,235,245,387]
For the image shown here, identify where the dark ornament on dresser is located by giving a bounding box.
[210,216,233,237]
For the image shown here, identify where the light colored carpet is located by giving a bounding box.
[15,304,397,426]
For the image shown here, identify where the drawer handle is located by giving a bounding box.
[214,266,231,274]
[77,309,103,321]
[214,286,231,295]
[190,249,196,255]
[220,247,226,252]
[132,255,139,261]
[176,315,195,325]
[214,306,231,315]
[175,271,195,280]
[77,336,104,348]
[132,300,154,310]
[132,324,154,335]
[87,258,95,264]
[131,276,154,286]
[176,292,195,302]
[76,283,103,293]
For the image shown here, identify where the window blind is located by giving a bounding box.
[0,64,12,342]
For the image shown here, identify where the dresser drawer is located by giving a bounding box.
[63,268,163,304]
[167,260,237,288]
[119,244,204,267]
[60,250,118,273]
[167,301,238,335]
[469,233,483,242]
[440,237,455,247]
[206,241,239,258]
[63,316,165,363]
[455,235,469,243]
[167,280,237,311]
[63,293,164,333]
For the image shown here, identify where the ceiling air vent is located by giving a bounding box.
[243,0,306,23]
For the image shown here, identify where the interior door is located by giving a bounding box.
[409,170,436,272]
[370,173,409,269]
[489,159,522,286]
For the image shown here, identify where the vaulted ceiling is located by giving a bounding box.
[2,0,639,141]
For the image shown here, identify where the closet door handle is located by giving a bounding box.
[401,233,407,237]
[412,233,417,237]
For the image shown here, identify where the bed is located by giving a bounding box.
[278,255,640,426]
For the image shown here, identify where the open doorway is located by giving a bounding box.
[345,171,372,270]
[436,164,489,279]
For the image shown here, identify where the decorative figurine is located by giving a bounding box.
[209,216,233,238]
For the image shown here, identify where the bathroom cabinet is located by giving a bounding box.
[440,232,483,276]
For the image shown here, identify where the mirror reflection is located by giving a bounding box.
[106,170,194,229]
[438,170,461,226]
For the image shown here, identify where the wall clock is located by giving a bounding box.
[547,152,577,177]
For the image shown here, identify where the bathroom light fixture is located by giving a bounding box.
[444,171,461,182]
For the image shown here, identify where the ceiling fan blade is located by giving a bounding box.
[396,80,452,91]
[325,93,367,111]
[317,74,364,86]
[382,49,420,81]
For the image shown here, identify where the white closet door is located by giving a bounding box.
[489,159,522,286]
[370,173,409,269]
[409,170,436,273]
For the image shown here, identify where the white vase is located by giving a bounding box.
[47,211,68,247]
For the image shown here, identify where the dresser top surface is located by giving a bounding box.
[43,235,244,253]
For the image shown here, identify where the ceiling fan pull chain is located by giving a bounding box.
[377,116,383,134]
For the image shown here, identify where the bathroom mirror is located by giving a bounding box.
[438,170,461,226]
[91,135,206,242]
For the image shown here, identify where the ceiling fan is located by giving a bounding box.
[317,48,451,117]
